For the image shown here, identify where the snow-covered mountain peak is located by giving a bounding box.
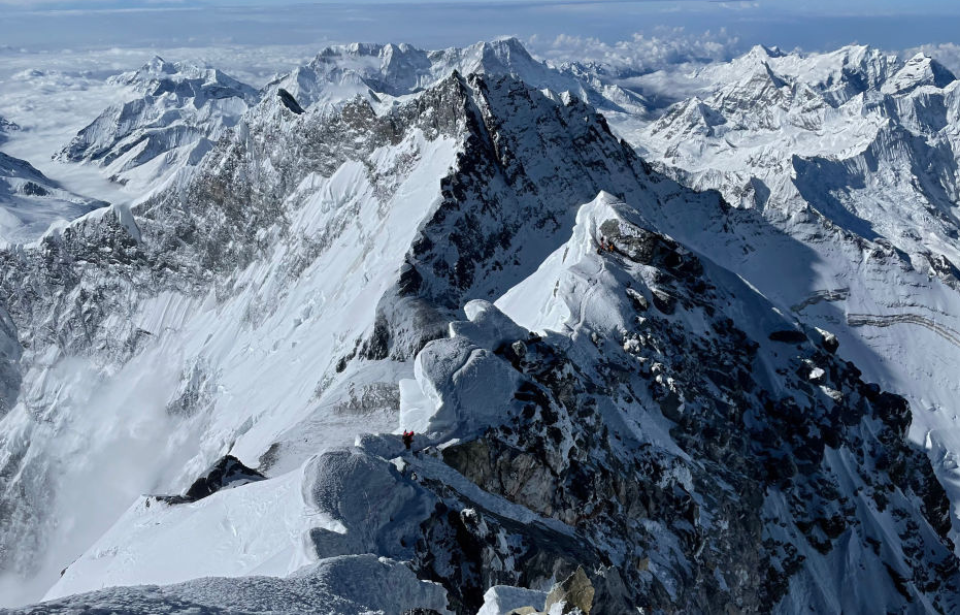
[58,58,258,193]
[453,37,539,74]
[695,44,899,109]
[110,56,258,102]
[741,43,785,63]
[265,37,648,120]
[882,52,957,95]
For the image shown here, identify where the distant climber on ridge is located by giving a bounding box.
[402,430,415,451]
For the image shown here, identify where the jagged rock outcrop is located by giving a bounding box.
[543,568,594,614]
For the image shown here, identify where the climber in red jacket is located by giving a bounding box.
[402,430,415,451]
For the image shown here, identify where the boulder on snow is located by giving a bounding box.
[544,567,595,615]
[154,455,265,504]
[184,455,265,500]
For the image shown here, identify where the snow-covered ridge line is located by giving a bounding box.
[263,37,646,117]
[1,65,646,604]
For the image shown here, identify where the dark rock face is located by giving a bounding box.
[277,88,305,115]
[769,329,808,344]
[154,455,264,505]
[20,182,49,197]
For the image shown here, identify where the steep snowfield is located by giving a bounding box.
[47,467,313,598]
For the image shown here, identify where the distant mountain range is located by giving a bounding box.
[2,38,960,614]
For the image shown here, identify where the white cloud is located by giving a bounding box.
[526,27,742,74]
[525,27,743,106]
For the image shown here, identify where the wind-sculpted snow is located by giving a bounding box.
[11,555,451,615]
[57,57,258,193]
[1,40,960,614]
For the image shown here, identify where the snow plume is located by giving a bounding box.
[0,352,191,607]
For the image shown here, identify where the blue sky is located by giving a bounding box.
[0,1,959,54]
